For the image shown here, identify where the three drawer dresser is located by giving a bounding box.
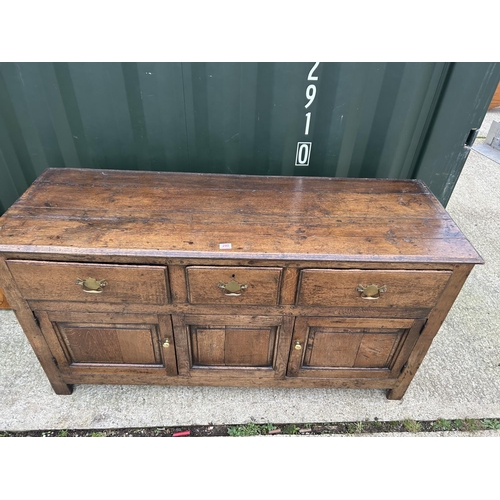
[0,168,483,399]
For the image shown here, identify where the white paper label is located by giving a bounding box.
[219,243,232,249]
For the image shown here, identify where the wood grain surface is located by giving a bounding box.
[186,266,282,305]
[297,269,452,309]
[7,260,169,304]
[0,168,483,264]
[0,287,9,309]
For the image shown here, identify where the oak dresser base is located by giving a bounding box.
[0,169,482,400]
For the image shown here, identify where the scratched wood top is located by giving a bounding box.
[0,168,483,263]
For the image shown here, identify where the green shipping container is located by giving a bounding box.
[0,62,499,214]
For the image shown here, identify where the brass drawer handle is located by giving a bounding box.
[76,277,107,293]
[218,278,248,296]
[356,284,387,300]
[163,339,170,348]
[294,341,302,350]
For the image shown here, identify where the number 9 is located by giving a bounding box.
[305,85,316,109]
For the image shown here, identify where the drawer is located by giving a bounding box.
[7,260,169,305]
[186,266,282,305]
[296,269,452,309]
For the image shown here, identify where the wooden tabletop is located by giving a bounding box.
[0,168,483,263]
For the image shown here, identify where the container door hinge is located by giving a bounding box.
[465,128,479,149]
[52,356,59,368]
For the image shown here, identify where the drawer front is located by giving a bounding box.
[7,260,169,305]
[297,269,452,309]
[186,266,282,305]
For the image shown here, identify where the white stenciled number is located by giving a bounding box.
[307,61,320,81]
[295,62,320,166]
[295,142,312,166]
[305,112,311,135]
[305,84,317,109]
[297,143,309,164]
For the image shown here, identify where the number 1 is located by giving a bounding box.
[305,112,311,135]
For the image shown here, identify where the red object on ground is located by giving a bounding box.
[172,430,191,437]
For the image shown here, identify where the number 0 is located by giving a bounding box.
[295,142,312,166]
[298,144,309,163]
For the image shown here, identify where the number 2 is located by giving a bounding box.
[308,62,320,81]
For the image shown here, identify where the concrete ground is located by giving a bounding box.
[472,107,500,162]
[1,114,500,433]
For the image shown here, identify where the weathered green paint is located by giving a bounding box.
[412,62,500,203]
[0,62,498,214]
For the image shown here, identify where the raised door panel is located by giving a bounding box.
[191,327,276,367]
[288,317,424,379]
[61,326,158,365]
[35,311,177,377]
[172,314,293,381]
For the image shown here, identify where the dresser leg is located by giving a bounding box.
[386,387,406,400]
[387,265,474,401]
[50,381,73,395]
[386,367,416,400]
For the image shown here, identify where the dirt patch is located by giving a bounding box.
[1,417,498,437]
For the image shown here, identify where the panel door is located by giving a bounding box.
[35,311,177,377]
[287,317,424,379]
[172,314,293,381]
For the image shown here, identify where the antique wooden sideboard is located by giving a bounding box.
[0,168,483,399]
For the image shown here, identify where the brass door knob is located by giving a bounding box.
[76,277,107,293]
[163,339,170,348]
[294,341,302,350]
